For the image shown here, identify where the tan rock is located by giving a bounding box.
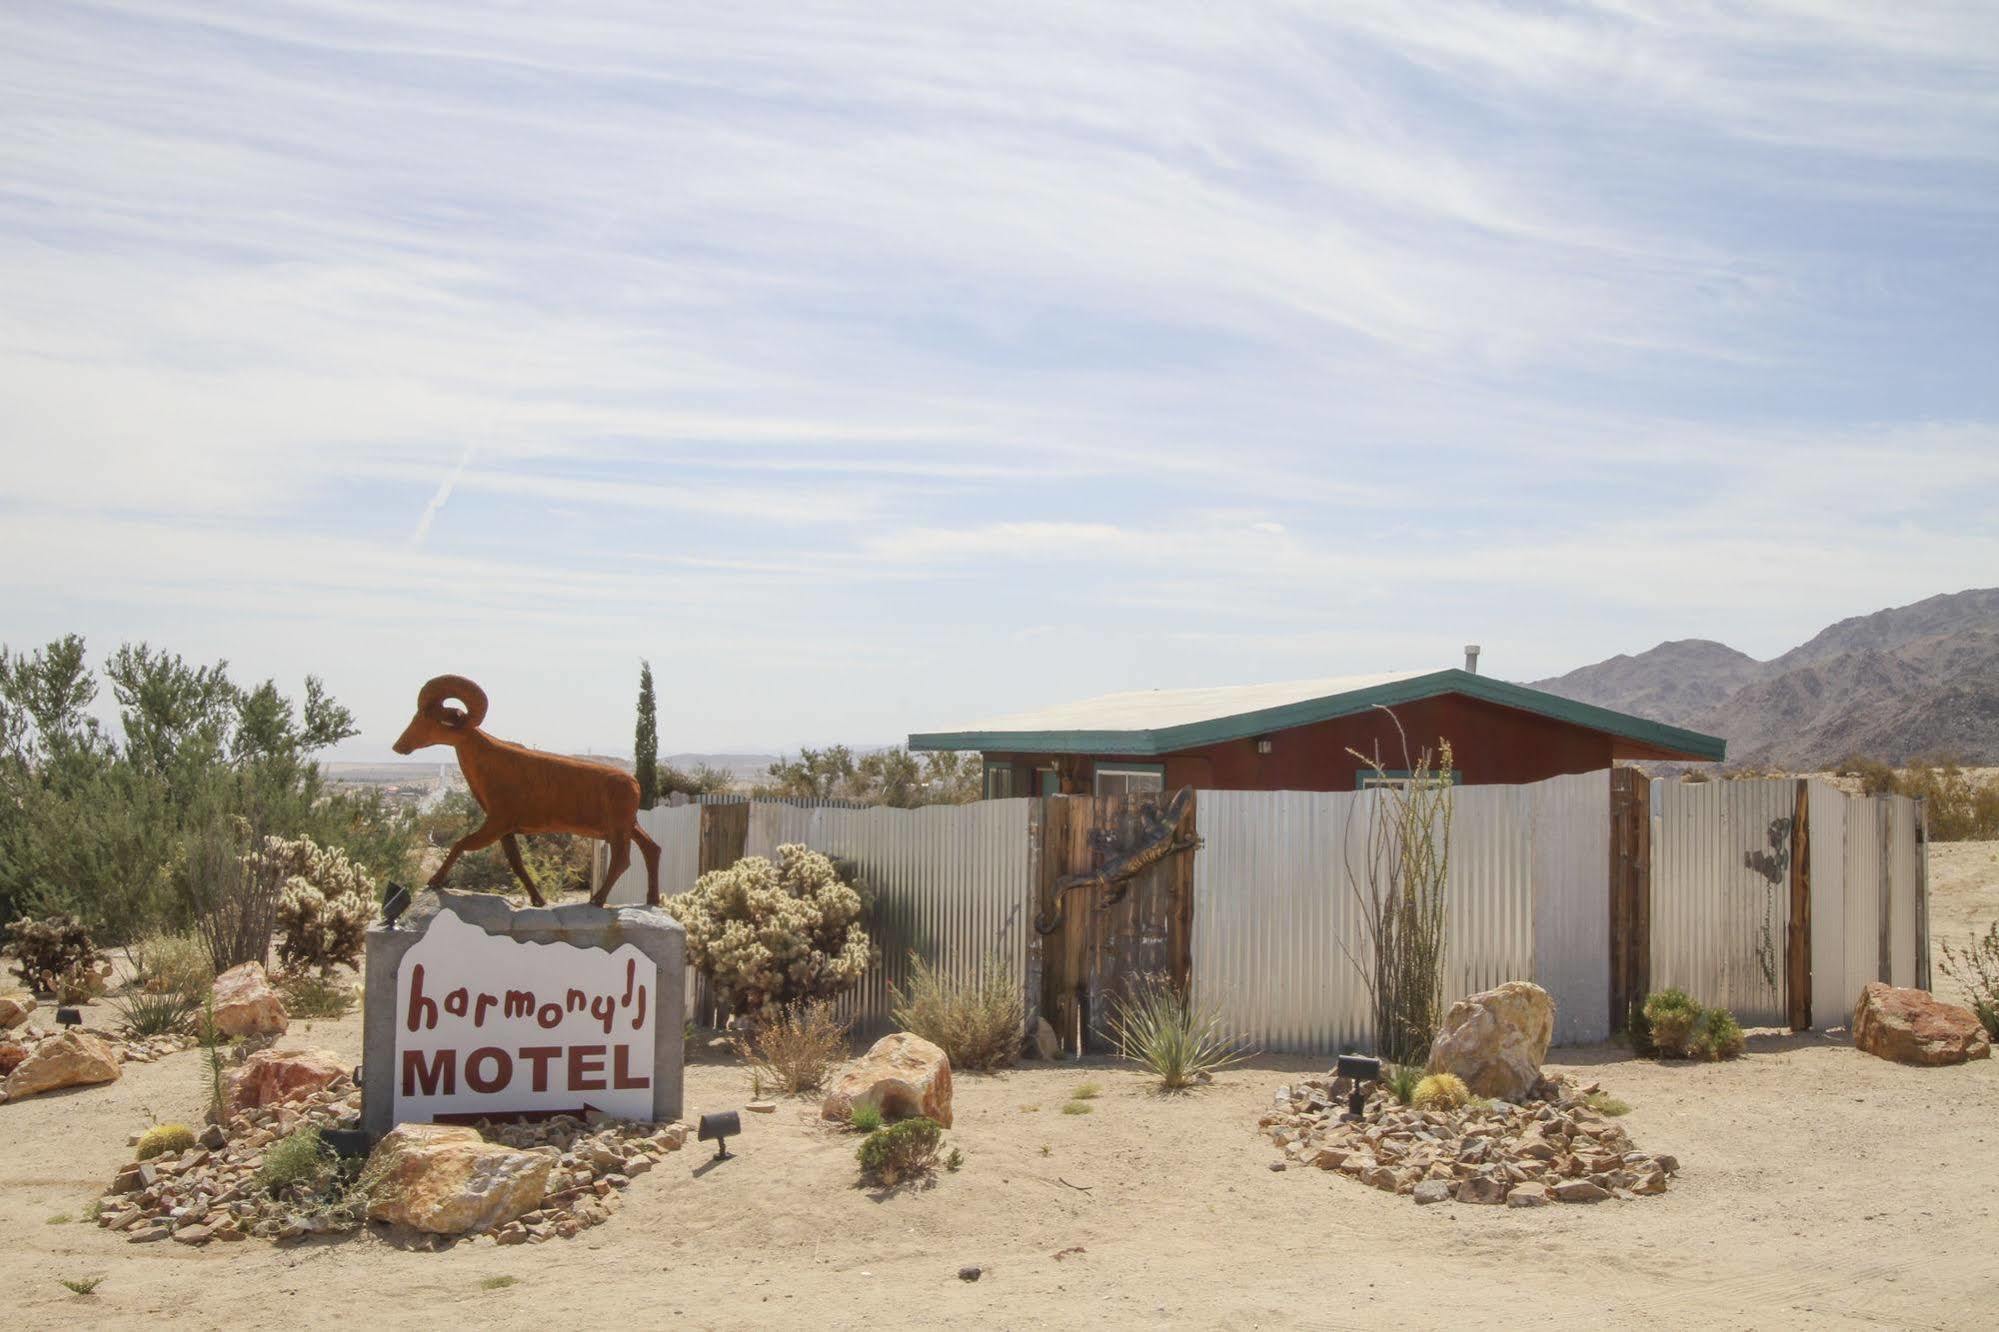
[1553,1179,1610,1203]
[1852,982,1991,1066]
[0,990,34,1030]
[2,1029,121,1100]
[1425,980,1554,1102]
[211,962,288,1038]
[820,1032,953,1128]
[365,1124,552,1235]
[1456,1175,1507,1205]
[1507,1182,1553,1207]
[223,1048,346,1115]
[0,1041,26,1076]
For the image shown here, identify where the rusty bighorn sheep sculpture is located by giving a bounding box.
[393,675,660,908]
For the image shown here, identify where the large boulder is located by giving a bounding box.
[821,1032,953,1129]
[365,1124,552,1235]
[1425,980,1554,1102]
[2,1029,121,1100]
[0,991,34,1031]
[223,1047,347,1115]
[211,962,288,1038]
[1852,982,1991,1067]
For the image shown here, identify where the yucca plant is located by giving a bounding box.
[1104,973,1249,1090]
[1384,1062,1423,1105]
[113,987,200,1039]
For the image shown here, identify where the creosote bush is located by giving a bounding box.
[5,914,101,995]
[889,951,1024,1072]
[1693,1006,1744,1060]
[1105,972,1249,1090]
[128,933,212,999]
[258,1125,333,1197]
[732,999,850,1096]
[665,844,872,1016]
[856,1117,942,1187]
[1939,921,1999,1039]
[135,1124,196,1161]
[1411,1072,1469,1110]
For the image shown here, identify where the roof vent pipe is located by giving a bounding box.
[1463,644,1481,674]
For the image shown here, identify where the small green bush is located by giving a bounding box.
[1584,1090,1632,1116]
[277,971,355,1020]
[889,951,1024,1072]
[1384,1062,1422,1106]
[1061,1100,1092,1115]
[849,1103,884,1134]
[1643,989,1700,1058]
[856,1116,942,1186]
[1071,1081,1100,1101]
[258,1125,331,1196]
[1693,1006,1745,1061]
[135,1123,196,1161]
[1411,1072,1469,1110]
[59,1276,103,1296]
[4,915,100,995]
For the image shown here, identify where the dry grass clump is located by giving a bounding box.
[129,933,213,998]
[733,999,850,1097]
[889,951,1024,1071]
[277,971,356,1020]
[1411,1072,1470,1110]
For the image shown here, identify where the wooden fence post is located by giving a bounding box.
[1786,778,1811,1031]
[697,801,749,876]
[1608,768,1652,1026]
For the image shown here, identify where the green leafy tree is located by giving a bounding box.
[635,660,659,811]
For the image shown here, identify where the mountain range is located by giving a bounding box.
[1528,588,1999,769]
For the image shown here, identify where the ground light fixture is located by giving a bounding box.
[380,882,411,928]
[55,1007,82,1028]
[698,1111,741,1161]
[1335,1053,1382,1120]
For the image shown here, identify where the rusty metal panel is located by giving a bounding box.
[1650,779,1794,1026]
[601,803,701,907]
[744,798,1034,1039]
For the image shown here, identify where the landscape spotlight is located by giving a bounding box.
[1335,1053,1382,1120]
[698,1110,741,1161]
[319,1126,373,1161]
[55,1007,82,1028]
[380,882,411,928]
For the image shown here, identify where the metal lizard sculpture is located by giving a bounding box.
[1035,785,1200,935]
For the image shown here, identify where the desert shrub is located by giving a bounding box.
[129,933,212,998]
[1411,1072,1469,1110]
[889,951,1023,1072]
[114,986,200,1037]
[59,1276,104,1296]
[732,999,850,1096]
[1384,1061,1422,1106]
[1585,1090,1632,1116]
[183,815,283,973]
[134,1123,196,1161]
[258,834,374,975]
[278,971,356,1020]
[258,1125,332,1196]
[1939,922,1999,1038]
[1693,1006,1745,1061]
[1343,729,1454,1064]
[1071,1081,1100,1100]
[849,1103,884,1134]
[664,844,872,1016]
[1642,989,1700,1058]
[855,1116,942,1186]
[5,914,101,995]
[1104,972,1249,1090]
[1060,1100,1092,1115]
[1835,755,1999,841]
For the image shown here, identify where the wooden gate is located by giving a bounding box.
[1033,791,1196,1055]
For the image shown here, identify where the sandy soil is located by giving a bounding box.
[4,847,1995,1331]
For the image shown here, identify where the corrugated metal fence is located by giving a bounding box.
[1192,771,1609,1054]
[745,798,1035,1039]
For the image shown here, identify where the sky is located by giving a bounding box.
[2,2,1996,761]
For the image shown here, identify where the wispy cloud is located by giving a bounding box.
[1,2,1993,752]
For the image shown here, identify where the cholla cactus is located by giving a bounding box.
[252,835,375,975]
[665,844,873,1016]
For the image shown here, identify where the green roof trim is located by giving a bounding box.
[908,669,1728,762]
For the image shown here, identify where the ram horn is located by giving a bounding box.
[415,675,488,729]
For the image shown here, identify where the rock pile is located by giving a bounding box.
[1262,1072,1678,1207]
[94,1070,692,1246]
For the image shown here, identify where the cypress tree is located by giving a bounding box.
[634,659,659,810]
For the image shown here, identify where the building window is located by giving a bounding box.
[1356,768,1463,792]
[982,761,1016,799]
[1094,763,1164,798]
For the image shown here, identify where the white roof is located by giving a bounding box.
[940,670,1428,735]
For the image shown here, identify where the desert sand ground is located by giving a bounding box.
[4,844,1996,1331]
